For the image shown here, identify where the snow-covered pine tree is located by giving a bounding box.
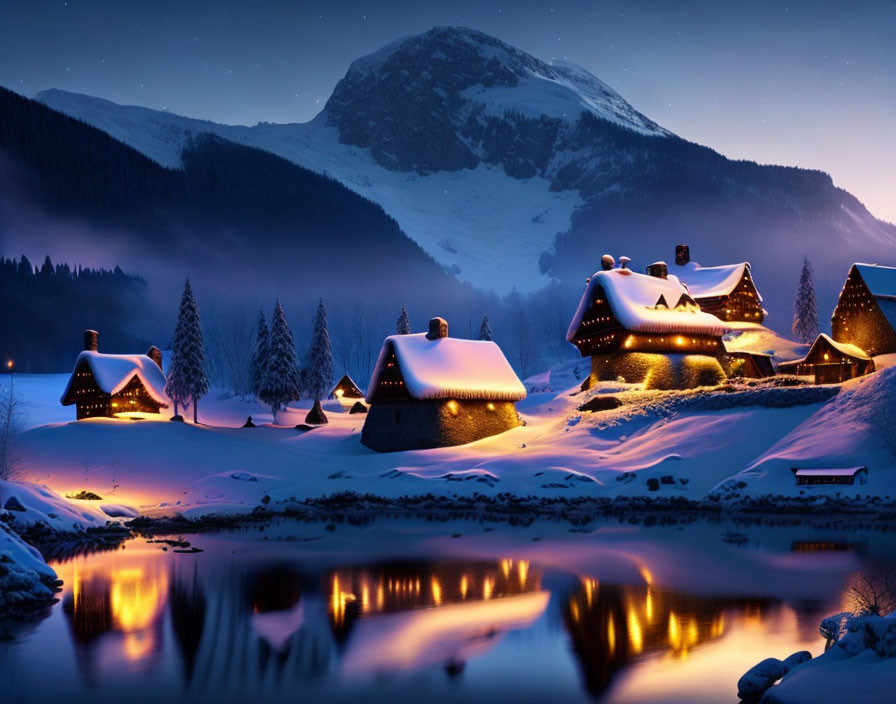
[792,257,818,344]
[259,298,301,422]
[165,279,210,423]
[305,298,335,417]
[249,306,268,397]
[396,307,411,334]
[478,315,493,341]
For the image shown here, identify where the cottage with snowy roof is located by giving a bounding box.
[361,317,526,452]
[567,261,730,389]
[330,374,365,402]
[61,330,169,419]
[778,334,875,384]
[669,245,765,323]
[831,263,896,356]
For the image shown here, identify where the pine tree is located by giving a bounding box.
[396,307,411,334]
[305,298,335,402]
[792,257,818,344]
[259,298,301,421]
[478,315,493,341]
[249,306,268,397]
[165,279,210,423]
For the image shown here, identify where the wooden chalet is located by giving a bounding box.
[669,245,765,323]
[777,333,874,384]
[61,330,169,419]
[330,374,364,401]
[831,263,896,356]
[361,317,526,452]
[566,264,730,388]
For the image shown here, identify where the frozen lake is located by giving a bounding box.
[2,515,893,703]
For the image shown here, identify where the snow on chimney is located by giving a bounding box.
[675,244,690,266]
[601,254,615,271]
[619,256,631,269]
[426,317,448,340]
[646,261,668,279]
[84,329,99,352]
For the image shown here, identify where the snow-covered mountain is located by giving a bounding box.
[34,27,671,294]
[34,25,896,324]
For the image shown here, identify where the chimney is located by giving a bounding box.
[646,261,668,279]
[84,329,99,351]
[600,254,615,271]
[146,346,163,369]
[619,256,631,269]
[426,317,448,340]
[675,244,690,266]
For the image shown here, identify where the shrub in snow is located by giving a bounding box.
[837,614,896,658]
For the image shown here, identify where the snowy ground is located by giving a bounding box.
[2,327,893,523]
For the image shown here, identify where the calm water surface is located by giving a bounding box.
[2,516,892,704]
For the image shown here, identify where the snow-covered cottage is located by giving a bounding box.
[777,333,874,383]
[61,330,169,419]
[831,263,896,356]
[330,374,364,402]
[361,317,526,452]
[567,265,730,389]
[668,245,765,323]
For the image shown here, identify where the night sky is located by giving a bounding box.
[2,0,893,222]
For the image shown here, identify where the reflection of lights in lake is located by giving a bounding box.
[627,609,643,653]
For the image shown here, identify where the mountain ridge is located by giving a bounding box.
[25,25,896,329]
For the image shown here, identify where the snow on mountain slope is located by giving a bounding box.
[35,88,582,291]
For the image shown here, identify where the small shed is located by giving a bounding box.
[61,330,168,419]
[330,374,364,400]
[726,351,776,379]
[782,334,874,384]
[791,467,868,486]
[361,317,526,452]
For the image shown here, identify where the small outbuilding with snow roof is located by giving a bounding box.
[361,317,526,452]
[567,261,731,389]
[61,330,169,419]
[777,333,874,384]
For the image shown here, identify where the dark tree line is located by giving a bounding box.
[0,255,155,372]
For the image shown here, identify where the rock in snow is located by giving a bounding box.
[737,657,789,700]
[0,522,59,617]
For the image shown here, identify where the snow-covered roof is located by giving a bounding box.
[366,333,526,402]
[61,351,169,405]
[566,268,730,341]
[813,334,872,361]
[670,261,757,300]
[793,467,867,477]
[854,263,896,299]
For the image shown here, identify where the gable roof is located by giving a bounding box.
[810,333,871,361]
[854,263,896,299]
[566,268,730,342]
[366,333,526,403]
[331,373,364,397]
[669,261,758,300]
[61,351,169,405]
